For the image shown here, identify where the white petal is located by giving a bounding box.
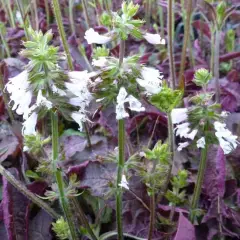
[187,129,198,140]
[22,112,38,135]
[118,175,129,190]
[71,111,88,131]
[144,33,166,45]
[116,104,129,120]
[92,57,108,67]
[126,95,145,112]
[171,108,188,124]
[36,90,52,109]
[197,137,205,149]
[117,87,128,104]
[84,28,112,44]
[177,142,189,151]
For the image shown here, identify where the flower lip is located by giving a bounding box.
[144,33,166,45]
[84,28,112,44]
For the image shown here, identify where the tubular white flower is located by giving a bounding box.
[171,108,188,124]
[51,84,66,96]
[197,137,205,149]
[84,28,112,44]
[22,112,38,136]
[214,121,239,154]
[6,70,32,119]
[118,175,129,190]
[116,87,145,120]
[92,57,108,68]
[137,67,163,95]
[177,142,189,151]
[71,111,89,131]
[144,33,166,45]
[36,90,52,109]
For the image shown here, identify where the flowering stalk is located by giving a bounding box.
[0,29,10,58]
[33,0,39,30]
[52,0,92,147]
[0,164,59,219]
[44,0,50,28]
[148,190,155,240]
[167,0,176,89]
[5,0,16,28]
[145,0,151,27]
[51,111,78,240]
[116,39,126,240]
[190,141,208,222]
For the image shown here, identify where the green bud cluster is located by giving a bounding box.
[150,82,183,113]
[52,217,70,240]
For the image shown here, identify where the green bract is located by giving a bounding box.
[193,68,212,87]
[93,46,110,59]
[52,217,70,240]
[150,83,183,113]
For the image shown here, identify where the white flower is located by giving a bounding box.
[118,175,129,190]
[171,108,188,124]
[214,121,239,154]
[92,57,108,68]
[22,112,38,135]
[144,33,166,45]
[197,137,205,149]
[220,111,229,118]
[175,122,198,140]
[71,111,89,131]
[116,87,145,120]
[136,67,163,95]
[36,90,52,109]
[51,84,66,96]
[84,28,112,44]
[6,70,32,119]
[177,142,189,151]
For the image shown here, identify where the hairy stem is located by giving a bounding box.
[15,0,30,40]
[51,111,78,240]
[69,0,76,35]
[157,112,174,203]
[190,144,208,222]
[214,29,221,103]
[82,0,91,29]
[44,0,50,29]
[167,0,176,89]
[116,119,125,240]
[147,191,155,240]
[0,164,59,219]
[179,0,193,81]
[52,0,74,70]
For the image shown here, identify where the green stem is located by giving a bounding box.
[190,144,208,222]
[52,0,74,70]
[0,71,14,122]
[158,6,164,38]
[44,0,50,29]
[69,0,76,35]
[0,164,59,219]
[147,191,155,240]
[51,111,78,240]
[15,0,30,40]
[210,27,215,74]
[82,0,91,29]
[0,31,10,58]
[145,0,151,28]
[116,119,125,240]
[157,112,174,203]
[167,0,176,89]
[179,0,192,81]
[5,0,16,28]
[33,0,39,30]
[214,28,221,103]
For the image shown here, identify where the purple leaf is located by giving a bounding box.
[174,213,196,240]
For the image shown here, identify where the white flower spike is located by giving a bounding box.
[118,175,129,190]
[84,28,112,44]
[137,67,163,95]
[144,33,166,45]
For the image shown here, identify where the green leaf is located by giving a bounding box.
[25,170,42,180]
[61,129,86,137]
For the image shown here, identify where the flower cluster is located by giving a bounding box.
[172,108,239,154]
